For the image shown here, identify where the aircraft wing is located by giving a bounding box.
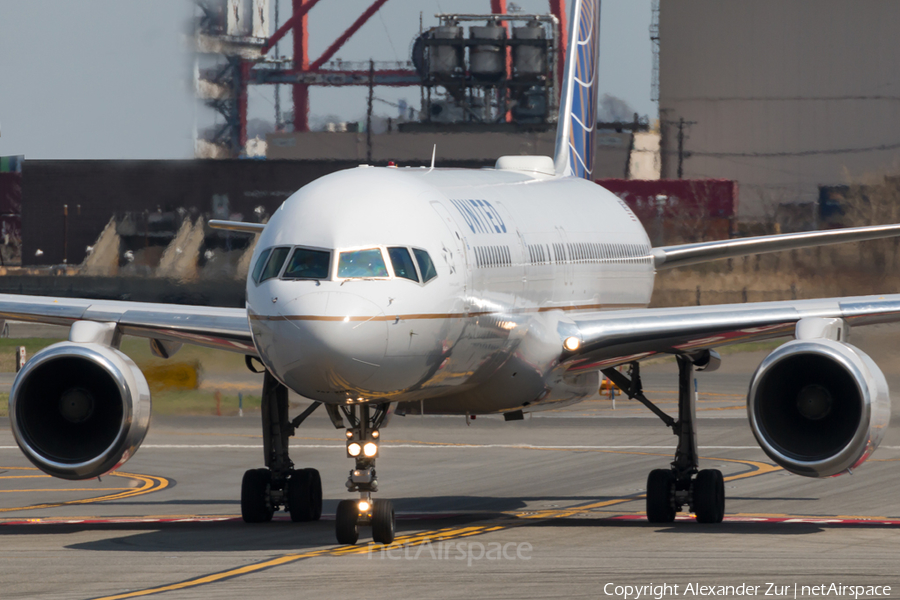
[0,294,256,355]
[562,293,900,372]
[653,223,900,269]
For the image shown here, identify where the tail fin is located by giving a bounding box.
[553,0,601,179]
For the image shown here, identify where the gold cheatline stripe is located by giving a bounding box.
[249,303,643,322]
[90,453,777,600]
[0,471,169,513]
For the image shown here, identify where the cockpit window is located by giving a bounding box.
[337,248,389,278]
[388,247,419,282]
[413,248,437,282]
[283,247,330,280]
[259,247,290,282]
[252,248,272,283]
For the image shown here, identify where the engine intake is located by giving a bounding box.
[748,339,889,478]
[9,342,151,480]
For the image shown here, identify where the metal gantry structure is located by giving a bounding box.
[196,0,568,157]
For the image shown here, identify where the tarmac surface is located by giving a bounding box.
[2,325,900,599]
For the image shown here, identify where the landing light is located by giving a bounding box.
[358,500,371,512]
[347,442,362,457]
[371,429,380,439]
[363,442,378,457]
[345,429,354,439]
[564,336,581,351]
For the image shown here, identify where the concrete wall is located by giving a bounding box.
[659,0,900,220]
[267,130,633,179]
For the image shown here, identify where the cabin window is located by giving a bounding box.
[282,247,331,280]
[413,248,437,282]
[252,248,272,283]
[388,247,419,282]
[259,247,290,282]
[337,248,389,278]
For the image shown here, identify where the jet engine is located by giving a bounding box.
[747,339,889,478]
[9,342,151,480]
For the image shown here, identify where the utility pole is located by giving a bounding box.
[62,204,68,265]
[675,117,696,179]
[366,59,375,162]
[273,0,281,131]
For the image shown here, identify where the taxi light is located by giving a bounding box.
[564,336,581,352]
[363,442,378,457]
[371,429,380,439]
[347,442,362,457]
[345,429,354,439]
[358,500,371,512]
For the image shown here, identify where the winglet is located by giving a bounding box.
[209,220,265,234]
[553,0,601,179]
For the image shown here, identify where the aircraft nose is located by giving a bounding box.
[277,291,388,395]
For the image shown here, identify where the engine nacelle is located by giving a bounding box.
[747,339,890,478]
[9,342,151,480]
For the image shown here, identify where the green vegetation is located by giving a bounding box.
[0,390,261,418]
[0,336,258,417]
[150,390,261,416]
[715,339,785,355]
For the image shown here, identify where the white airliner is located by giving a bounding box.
[6,0,900,545]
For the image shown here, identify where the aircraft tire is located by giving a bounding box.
[306,468,323,520]
[287,469,319,522]
[371,499,395,545]
[693,469,725,523]
[241,468,274,523]
[335,499,360,545]
[646,469,676,523]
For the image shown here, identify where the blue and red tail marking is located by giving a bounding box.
[553,0,601,180]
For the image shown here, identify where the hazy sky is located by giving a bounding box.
[0,0,654,159]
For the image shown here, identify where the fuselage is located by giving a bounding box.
[247,163,654,415]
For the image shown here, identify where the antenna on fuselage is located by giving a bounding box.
[427,144,436,172]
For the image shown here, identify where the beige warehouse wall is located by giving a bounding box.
[659,0,900,220]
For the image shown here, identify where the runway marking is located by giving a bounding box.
[85,443,768,450]
[611,514,900,525]
[78,452,779,599]
[0,468,170,513]
[0,488,132,493]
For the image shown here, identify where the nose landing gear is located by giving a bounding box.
[333,402,395,545]
[604,354,725,524]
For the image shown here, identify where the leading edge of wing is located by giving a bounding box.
[208,220,265,234]
[563,293,900,372]
[652,223,900,270]
[0,294,256,355]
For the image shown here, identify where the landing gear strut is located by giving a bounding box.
[603,355,725,524]
[241,371,323,523]
[333,402,395,545]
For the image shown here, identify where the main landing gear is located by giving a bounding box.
[241,371,323,524]
[603,354,725,524]
[333,402,395,546]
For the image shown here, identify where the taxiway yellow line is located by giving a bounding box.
[0,488,132,493]
[0,470,169,513]
[88,451,778,599]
